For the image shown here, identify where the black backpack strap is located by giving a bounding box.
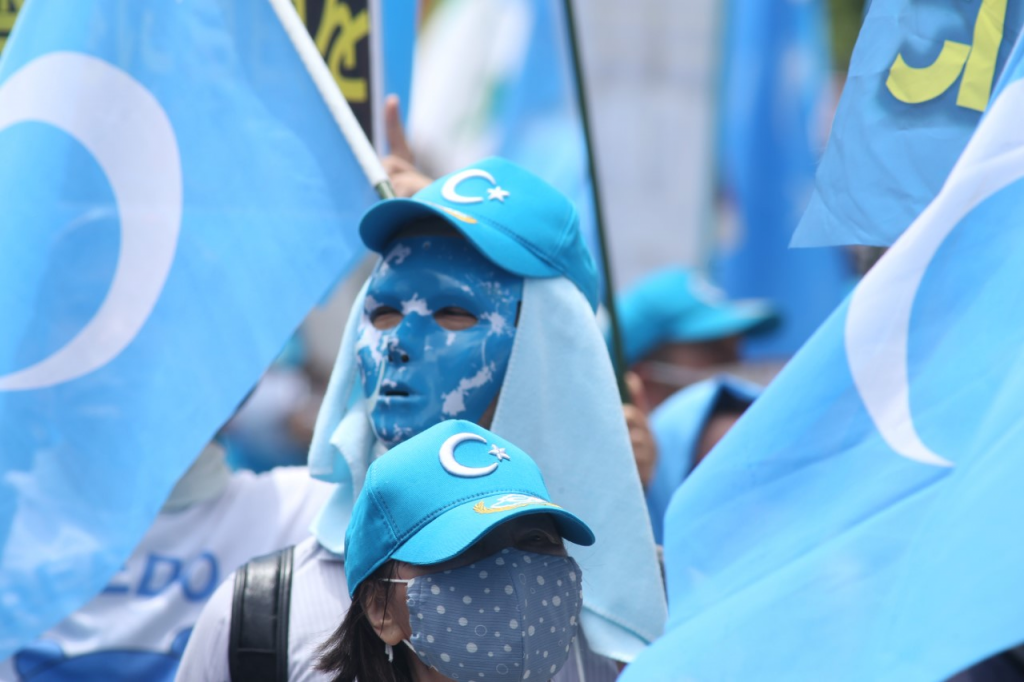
[228,546,294,682]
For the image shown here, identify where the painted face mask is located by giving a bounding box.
[389,548,583,681]
[356,236,523,447]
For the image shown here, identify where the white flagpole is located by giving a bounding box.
[267,0,396,199]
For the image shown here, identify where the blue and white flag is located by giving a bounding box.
[793,0,1024,247]
[713,0,854,358]
[0,0,376,658]
[622,34,1024,682]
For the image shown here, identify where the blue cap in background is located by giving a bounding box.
[616,268,779,366]
[359,157,600,310]
[343,419,595,595]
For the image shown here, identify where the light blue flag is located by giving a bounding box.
[492,0,601,289]
[381,0,417,135]
[0,0,376,657]
[713,0,855,359]
[793,0,1024,247]
[621,33,1024,682]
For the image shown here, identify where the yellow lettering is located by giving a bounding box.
[886,41,971,103]
[292,0,308,24]
[957,0,1007,111]
[314,1,370,102]
[0,0,24,53]
[886,0,1008,112]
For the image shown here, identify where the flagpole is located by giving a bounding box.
[267,0,396,200]
[561,0,629,401]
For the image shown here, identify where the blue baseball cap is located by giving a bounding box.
[359,157,600,310]
[617,268,779,366]
[344,420,595,595]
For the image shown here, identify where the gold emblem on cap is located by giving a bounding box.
[473,494,560,515]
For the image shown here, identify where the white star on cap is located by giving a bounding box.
[488,445,511,461]
[487,186,510,202]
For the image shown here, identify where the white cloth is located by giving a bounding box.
[0,467,332,682]
[307,276,667,661]
[175,536,348,682]
[176,537,618,682]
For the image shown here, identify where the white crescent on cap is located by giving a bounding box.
[845,77,1024,468]
[441,168,497,204]
[0,51,182,391]
[440,432,498,477]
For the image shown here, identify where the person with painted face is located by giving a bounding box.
[355,234,521,446]
[177,158,665,681]
[316,420,594,682]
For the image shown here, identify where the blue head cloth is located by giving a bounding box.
[344,419,594,595]
[616,268,779,366]
[360,156,600,311]
[645,376,762,544]
[307,158,666,662]
[356,236,522,447]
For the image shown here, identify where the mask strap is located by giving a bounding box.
[380,578,413,584]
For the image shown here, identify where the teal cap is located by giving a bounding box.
[617,268,779,366]
[358,157,600,310]
[344,420,595,596]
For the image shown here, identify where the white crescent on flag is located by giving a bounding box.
[0,52,182,391]
[845,77,1024,468]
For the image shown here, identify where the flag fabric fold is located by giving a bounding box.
[793,0,1024,247]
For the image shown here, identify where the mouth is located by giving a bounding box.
[380,381,413,398]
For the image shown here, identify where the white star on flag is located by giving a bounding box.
[488,445,511,461]
[487,186,510,202]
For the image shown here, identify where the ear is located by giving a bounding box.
[362,580,407,646]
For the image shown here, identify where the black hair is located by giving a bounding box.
[315,563,415,682]
[712,387,754,417]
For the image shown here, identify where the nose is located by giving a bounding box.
[386,336,410,364]
[384,311,430,364]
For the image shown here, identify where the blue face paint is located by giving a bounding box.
[356,236,523,447]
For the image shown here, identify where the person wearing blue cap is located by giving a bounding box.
[177,158,665,681]
[315,420,594,682]
[645,376,762,545]
[616,268,778,411]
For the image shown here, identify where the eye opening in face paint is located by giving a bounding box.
[434,306,478,331]
[369,306,403,330]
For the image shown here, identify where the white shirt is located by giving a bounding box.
[0,467,332,682]
[176,536,348,682]
[176,538,619,682]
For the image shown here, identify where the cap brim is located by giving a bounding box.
[391,493,595,568]
[359,198,561,279]
[671,300,780,343]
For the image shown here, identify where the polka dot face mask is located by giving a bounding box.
[400,548,582,680]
